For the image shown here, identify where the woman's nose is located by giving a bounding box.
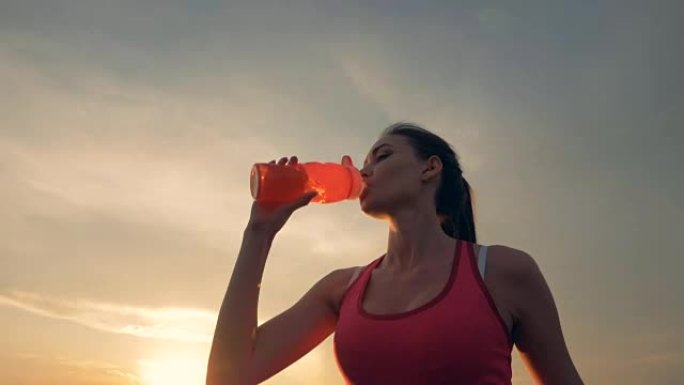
[360,165,372,180]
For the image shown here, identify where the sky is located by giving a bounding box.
[1,1,682,384]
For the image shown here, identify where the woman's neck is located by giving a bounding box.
[382,208,455,275]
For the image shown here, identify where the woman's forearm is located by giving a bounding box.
[206,226,274,385]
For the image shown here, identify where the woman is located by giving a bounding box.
[207,123,584,384]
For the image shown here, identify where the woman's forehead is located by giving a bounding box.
[364,136,408,163]
[368,135,406,153]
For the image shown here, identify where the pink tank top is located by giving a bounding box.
[334,239,513,384]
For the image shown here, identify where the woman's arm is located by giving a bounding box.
[206,227,274,385]
[508,248,584,385]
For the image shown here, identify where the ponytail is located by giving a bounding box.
[440,177,476,243]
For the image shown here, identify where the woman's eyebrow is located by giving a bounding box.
[363,143,393,165]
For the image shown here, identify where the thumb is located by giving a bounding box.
[287,191,318,210]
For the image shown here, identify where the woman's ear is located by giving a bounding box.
[421,155,443,182]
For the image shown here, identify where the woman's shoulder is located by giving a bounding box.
[328,253,385,303]
[341,265,364,291]
[323,265,363,291]
[480,244,542,328]
[485,244,543,318]
[486,244,539,279]
[325,265,365,315]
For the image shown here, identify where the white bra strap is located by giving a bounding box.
[477,245,488,280]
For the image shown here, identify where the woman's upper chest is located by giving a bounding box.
[360,244,516,337]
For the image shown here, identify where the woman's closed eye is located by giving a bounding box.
[364,153,390,168]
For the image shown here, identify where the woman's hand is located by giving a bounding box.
[246,156,317,237]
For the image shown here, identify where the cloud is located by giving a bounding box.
[1,352,141,385]
[56,357,141,384]
[0,47,392,315]
[334,49,399,120]
[1,290,337,384]
[0,290,228,343]
[0,135,253,242]
[328,39,487,173]
[0,49,293,251]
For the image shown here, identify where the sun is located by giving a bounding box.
[138,353,207,385]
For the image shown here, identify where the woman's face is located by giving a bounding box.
[359,135,438,219]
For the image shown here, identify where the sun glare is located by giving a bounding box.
[138,354,207,385]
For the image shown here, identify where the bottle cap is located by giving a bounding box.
[250,164,261,199]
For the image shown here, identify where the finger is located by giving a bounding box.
[290,156,298,165]
[269,160,276,164]
[277,157,288,166]
[341,155,353,166]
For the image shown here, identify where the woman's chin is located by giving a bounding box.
[359,198,387,219]
[359,198,374,214]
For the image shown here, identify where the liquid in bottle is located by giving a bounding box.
[250,161,362,204]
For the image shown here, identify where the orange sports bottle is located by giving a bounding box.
[250,159,363,204]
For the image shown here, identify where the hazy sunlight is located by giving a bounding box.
[138,354,207,385]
